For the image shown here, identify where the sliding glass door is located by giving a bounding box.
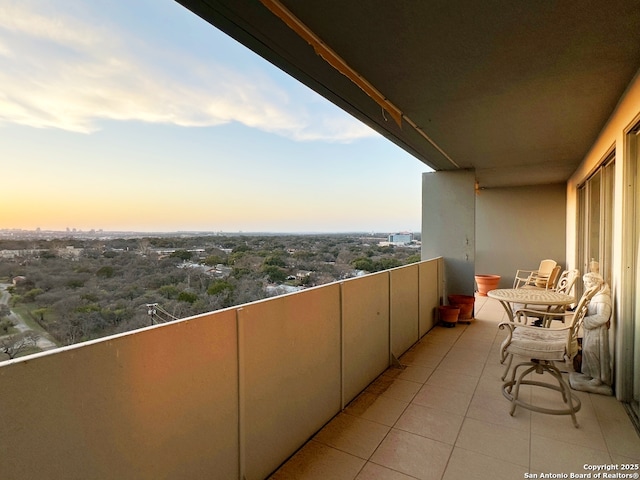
[625,125,640,421]
[577,154,614,289]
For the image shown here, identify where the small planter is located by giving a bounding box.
[448,294,475,323]
[475,274,501,296]
[438,305,460,327]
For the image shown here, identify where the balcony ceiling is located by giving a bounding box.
[177,0,640,188]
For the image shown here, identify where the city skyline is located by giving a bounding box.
[0,0,430,233]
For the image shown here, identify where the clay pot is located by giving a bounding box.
[475,274,501,296]
[448,294,475,321]
[438,305,460,327]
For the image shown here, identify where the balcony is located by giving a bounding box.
[271,294,640,479]
[1,258,639,479]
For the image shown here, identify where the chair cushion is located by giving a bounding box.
[506,327,566,360]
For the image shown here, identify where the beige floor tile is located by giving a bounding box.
[487,344,505,358]
[442,447,529,480]
[438,358,484,377]
[474,373,509,399]
[446,347,491,362]
[448,337,493,351]
[600,417,640,460]
[370,429,452,480]
[468,318,501,330]
[490,340,506,355]
[412,384,473,416]
[399,348,444,369]
[470,334,499,344]
[530,434,612,473]
[491,340,508,357]
[457,342,495,355]
[530,410,607,451]
[344,392,409,426]
[478,357,513,380]
[426,368,479,394]
[474,306,504,317]
[434,357,485,377]
[355,462,417,480]
[453,325,488,336]
[611,453,640,465]
[448,338,494,354]
[424,328,463,344]
[365,376,422,403]
[269,440,365,480]
[455,417,530,467]
[383,364,434,383]
[486,356,506,372]
[394,402,464,445]
[313,413,391,459]
[454,326,495,339]
[475,297,506,313]
[469,327,500,339]
[591,394,634,421]
[467,390,531,431]
[415,340,455,357]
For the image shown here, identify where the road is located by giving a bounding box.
[0,283,57,351]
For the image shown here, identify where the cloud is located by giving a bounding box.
[0,1,375,143]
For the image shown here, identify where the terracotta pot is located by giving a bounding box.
[448,294,475,320]
[438,305,460,326]
[475,274,501,296]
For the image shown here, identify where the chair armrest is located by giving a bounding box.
[515,269,535,277]
[500,320,571,334]
[511,310,573,330]
[498,321,517,331]
[513,269,536,288]
[515,307,573,318]
[498,321,516,344]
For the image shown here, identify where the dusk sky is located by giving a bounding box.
[1,0,430,233]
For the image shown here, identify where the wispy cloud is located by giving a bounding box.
[0,1,375,142]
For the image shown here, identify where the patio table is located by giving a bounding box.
[487,288,575,322]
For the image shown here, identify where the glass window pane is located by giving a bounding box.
[589,171,601,266]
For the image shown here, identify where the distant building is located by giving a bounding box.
[58,246,83,259]
[208,264,233,278]
[387,232,413,245]
[0,249,46,259]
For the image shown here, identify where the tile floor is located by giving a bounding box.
[270,294,640,480]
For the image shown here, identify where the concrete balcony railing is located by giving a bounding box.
[0,258,443,480]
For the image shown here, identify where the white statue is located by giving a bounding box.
[570,272,613,395]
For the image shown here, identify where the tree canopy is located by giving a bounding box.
[0,233,420,347]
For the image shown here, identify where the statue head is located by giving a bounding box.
[583,272,604,290]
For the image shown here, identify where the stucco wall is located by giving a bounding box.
[475,184,567,288]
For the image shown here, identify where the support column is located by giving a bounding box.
[421,170,476,298]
